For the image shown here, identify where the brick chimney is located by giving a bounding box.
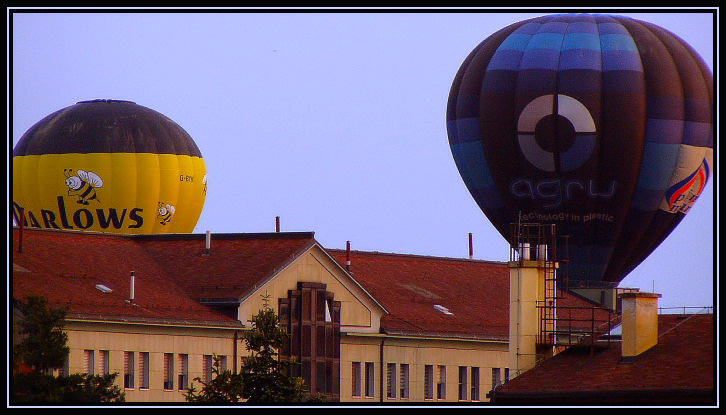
[618,291,661,361]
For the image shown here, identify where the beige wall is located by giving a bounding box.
[65,320,241,403]
[340,334,509,403]
[238,245,385,333]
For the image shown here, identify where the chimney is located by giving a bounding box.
[129,271,135,303]
[276,216,280,232]
[618,291,661,361]
[469,233,474,259]
[206,230,212,255]
[345,241,350,271]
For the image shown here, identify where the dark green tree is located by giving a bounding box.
[184,354,245,403]
[185,295,323,403]
[11,295,125,404]
[12,295,69,374]
[239,295,314,403]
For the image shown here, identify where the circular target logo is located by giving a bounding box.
[517,94,596,172]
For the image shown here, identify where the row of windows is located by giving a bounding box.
[83,350,228,391]
[351,362,509,401]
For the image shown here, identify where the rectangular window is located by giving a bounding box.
[164,353,174,390]
[424,365,434,400]
[492,367,501,390]
[504,367,510,384]
[98,350,110,375]
[386,363,396,399]
[203,355,213,383]
[458,366,468,401]
[471,367,480,401]
[139,352,150,389]
[365,362,375,398]
[219,355,228,372]
[436,365,447,400]
[351,362,361,397]
[178,354,189,390]
[124,351,135,389]
[399,364,409,399]
[84,350,95,375]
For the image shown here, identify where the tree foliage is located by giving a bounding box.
[185,296,324,403]
[11,295,125,404]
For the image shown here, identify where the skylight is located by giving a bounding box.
[434,304,453,315]
[95,284,113,293]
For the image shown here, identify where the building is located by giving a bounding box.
[14,226,701,404]
[489,300,714,404]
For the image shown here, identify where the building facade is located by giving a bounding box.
[12,227,607,404]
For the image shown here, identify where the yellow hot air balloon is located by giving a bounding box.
[12,100,207,234]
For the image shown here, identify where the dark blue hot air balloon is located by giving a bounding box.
[446,14,713,287]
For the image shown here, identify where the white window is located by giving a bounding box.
[218,355,228,372]
[98,350,110,375]
[458,366,468,401]
[164,353,174,390]
[365,362,375,397]
[351,362,362,397]
[492,367,501,389]
[139,352,150,389]
[437,365,447,400]
[471,367,480,401]
[424,365,434,399]
[84,350,94,375]
[386,363,396,399]
[399,364,410,399]
[178,354,189,390]
[203,355,213,383]
[124,351,135,389]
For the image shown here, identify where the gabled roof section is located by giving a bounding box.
[136,231,317,303]
[11,228,240,328]
[491,313,715,404]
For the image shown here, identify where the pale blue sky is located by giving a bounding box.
[9,8,716,309]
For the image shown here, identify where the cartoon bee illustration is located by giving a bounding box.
[157,202,176,225]
[64,169,104,205]
[202,174,208,194]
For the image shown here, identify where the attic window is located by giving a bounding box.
[434,305,453,315]
[95,284,113,293]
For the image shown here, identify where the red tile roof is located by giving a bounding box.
[490,313,715,404]
[327,249,611,341]
[11,228,311,327]
[136,232,316,302]
[13,227,613,341]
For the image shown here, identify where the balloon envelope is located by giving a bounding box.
[13,100,207,234]
[446,14,713,286]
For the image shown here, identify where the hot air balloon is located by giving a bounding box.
[446,14,713,287]
[13,99,207,234]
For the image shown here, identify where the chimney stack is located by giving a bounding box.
[469,233,474,259]
[205,230,212,255]
[345,241,350,271]
[618,291,661,361]
[276,216,280,232]
[129,271,135,303]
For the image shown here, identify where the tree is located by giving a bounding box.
[185,295,323,403]
[184,354,245,403]
[239,295,315,403]
[11,295,125,403]
[12,295,69,374]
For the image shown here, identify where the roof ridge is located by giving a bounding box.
[326,248,506,264]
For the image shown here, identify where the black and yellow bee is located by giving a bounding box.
[64,169,104,205]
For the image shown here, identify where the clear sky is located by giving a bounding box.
[9,8,716,310]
